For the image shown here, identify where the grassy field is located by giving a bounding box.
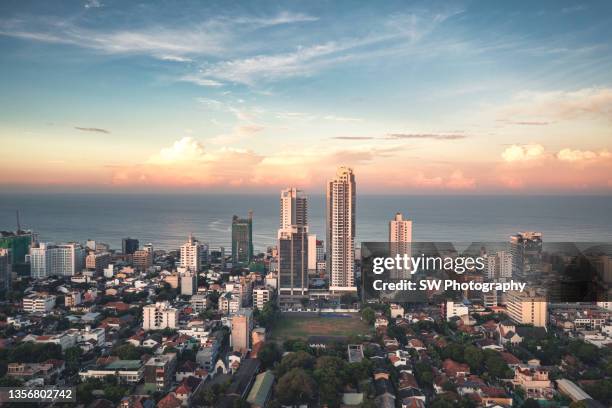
[270,313,371,341]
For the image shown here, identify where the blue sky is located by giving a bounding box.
[1,0,612,193]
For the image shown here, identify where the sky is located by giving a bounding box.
[1,0,612,194]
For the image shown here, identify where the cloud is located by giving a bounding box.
[386,133,466,140]
[556,148,611,162]
[232,12,318,26]
[497,120,551,126]
[497,88,612,122]
[501,144,545,162]
[74,126,110,134]
[84,0,103,8]
[331,136,375,140]
[445,170,476,189]
[147,136,207,164]
[323,115,362,122]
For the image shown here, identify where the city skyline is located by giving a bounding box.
[1,1,612,194]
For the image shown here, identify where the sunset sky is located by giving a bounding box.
[1,0,612,194]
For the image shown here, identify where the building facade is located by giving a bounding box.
[142,302,178,330]
[506,290,548,327]
[326,167,357,292]
[232,213,253,265]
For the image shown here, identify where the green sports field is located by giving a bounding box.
[270,313,371,341]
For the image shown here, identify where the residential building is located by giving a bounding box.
[445,301,469,321]
[232,213,253,265]
[513,366,553,400]
[29,242,85,278]
[65,291,82,307]
[326,166,357,292]
[231,309,253,354]
[180,269,197,296]
[180,234,205,272]
[144,354,177,392]
[506,290,548,327]
[142,302,178,331]
[510,232,543,277]
[280,187,307,229]
[22,293,56,313]
[486,251,513,281]
[133,249,152,271]
[278,225,309,297]
[389,212,412,279]
[220,292,241,315]
[0,248,11,292]
[80,360,143,384]
[190,294,209,312]
[253,287,272,310]
[85,252,111,275]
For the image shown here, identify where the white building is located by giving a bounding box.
[486,251,513,281]
[22,294,56,313]
[142,302,178,331]
[445,301,469,321]
[326,167,357,292]
[180,234,205,272]
[219,292,241,315]
[65,291,82,307]
[180,269,197,296]
[29,242,85,278]
[389,212,412,279]
[280,187,307,230]
[190,294,209,312]
[253,287,272,310]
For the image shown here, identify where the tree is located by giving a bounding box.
[314,356,348,408]
[361,307,375,325]
[463,345,484,372]
[569,402,587,408]
[111,344,141,360]
[522,398,540,408]
[64,346,83,372]
[275,368,316,406]
[276,351,315,377]
[259,342,282,369]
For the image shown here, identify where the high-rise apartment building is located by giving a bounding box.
[232,213,253,265]
[389,212,412,279]
[505,290,548,327]
[326,167,357,292]
[0,249,11,293]
[278,226,309,296]
[231,309,253,354]
[142,302,178,330]
[122,237,139,255]
[133,249,152,271]
[180,234,204,272]
[280,188,307,229]
[510,232,543,277]
[486,251,513,281]
[29,242,85,278]
[278,188,310,297]
[85,252,111,275]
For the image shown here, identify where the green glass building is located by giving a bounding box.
[0,232,32,265]
[231,212,253,265]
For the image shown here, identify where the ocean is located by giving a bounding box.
[0,194,611,251]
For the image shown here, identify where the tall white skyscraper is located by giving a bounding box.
[389,212,412,279]
[279,187,307,231]
[29,242,85,278]
[180,234,204,272]
[326,166,357,292]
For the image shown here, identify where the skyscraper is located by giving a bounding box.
[0,249,11,293]
[122,237,139,255]
[278,188,310,298]
[389,212,412,279]
[510,232,543,277]
[232,212,253,265]
[280,187,307,229]
[326,166,357,292]
[278,226,309,296]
